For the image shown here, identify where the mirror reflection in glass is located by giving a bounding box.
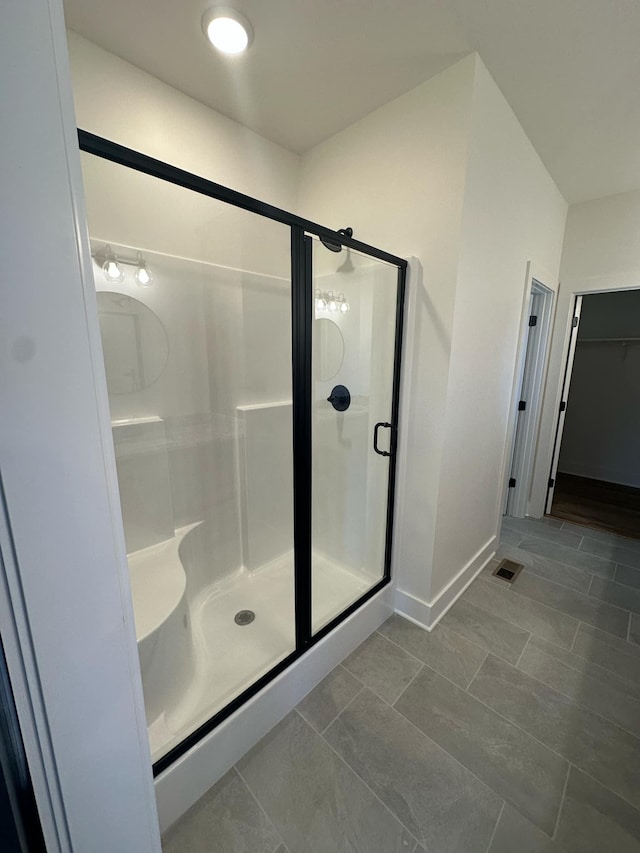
[97,291,169,394]
[314,317,344,381]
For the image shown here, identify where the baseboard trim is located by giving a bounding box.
[557,465,640,491]
[154,585,393,834]
[394,535,497,631]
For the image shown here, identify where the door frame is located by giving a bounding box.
[544,284,640,515]
[0,2,161,849]
[530,272,640,517]
[502,264,557,518]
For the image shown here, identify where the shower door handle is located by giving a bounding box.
[373,422,393,457]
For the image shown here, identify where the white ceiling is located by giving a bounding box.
[63,0,640,204]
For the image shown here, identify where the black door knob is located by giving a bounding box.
[327,385,351,412]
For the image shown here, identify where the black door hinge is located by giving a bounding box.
[572,316,579,328]
[518,400,527,411]
[529,315,538,327]
[548,477,555,488]
[559,401,566,412]
[509,477,516,488]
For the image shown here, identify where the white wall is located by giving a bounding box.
[68,32,299,211]
[431,57,566,597]
[531,190,640,515]
[299,55,567,623]
[299,56,477,620]
[557,290,640,487]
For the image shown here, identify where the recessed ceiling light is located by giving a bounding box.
[202,7,253,55]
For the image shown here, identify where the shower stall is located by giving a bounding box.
[79,131,406,774]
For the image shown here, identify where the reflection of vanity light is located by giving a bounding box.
[136,266,152,286]
[314,288,327,311]
[315,288,350,314]
[102,245,125,283]
[135,252,152,287]
[95,244,153,287]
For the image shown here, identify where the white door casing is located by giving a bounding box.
[0,1,160,849]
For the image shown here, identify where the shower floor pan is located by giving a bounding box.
[147,551,374,762]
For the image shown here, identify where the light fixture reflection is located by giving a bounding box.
[315,289,350,314]
[102,246,124,283]
[135,252,152,287]
[95,244,153,287]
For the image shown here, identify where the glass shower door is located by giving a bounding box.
[79,149,296,769]
[76,131,406,773]
[310,237,402,633]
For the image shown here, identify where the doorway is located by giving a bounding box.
[505,277,555,518]
[546,289,640,538]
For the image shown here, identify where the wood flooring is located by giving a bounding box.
[551,472,640,541]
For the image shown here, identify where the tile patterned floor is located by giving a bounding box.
[162,516,640,852]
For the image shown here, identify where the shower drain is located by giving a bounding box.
[234,609,256,626]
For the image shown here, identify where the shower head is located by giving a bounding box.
[337,248,354,274]
[320,227,353,253]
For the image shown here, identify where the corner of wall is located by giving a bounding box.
[428,51,567,607]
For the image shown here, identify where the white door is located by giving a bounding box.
[505,279,555,518]
[545,296,584,513]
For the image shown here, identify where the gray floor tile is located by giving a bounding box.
[572,623,640,684]
[556,767,640,853]
[341,632,422,704]
[519,536,617,578]
[161,769,282,853]
[488,805,560,852]
[630,614,640,647]
[296,665,362,733]
[495,542,593,593]
[499,526,524,546]
[464,576,578,649]
[237,712,414,853]
[395,666,567,835]
[508,571,630,638]
[530,634,640,701]
[503,517,582,548]
[469,655,640,810]
[589,575,640,615]
[325,688,502,852]
[441,598,529,665]
[617,564,640,591]
[581,536,640,569]
[518,636,640,738]
[561,521,626,542]
[378,614,487,688]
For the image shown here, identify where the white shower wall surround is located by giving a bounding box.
[95,241,397,764]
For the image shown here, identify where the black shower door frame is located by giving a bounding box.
[78,130,407,775]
